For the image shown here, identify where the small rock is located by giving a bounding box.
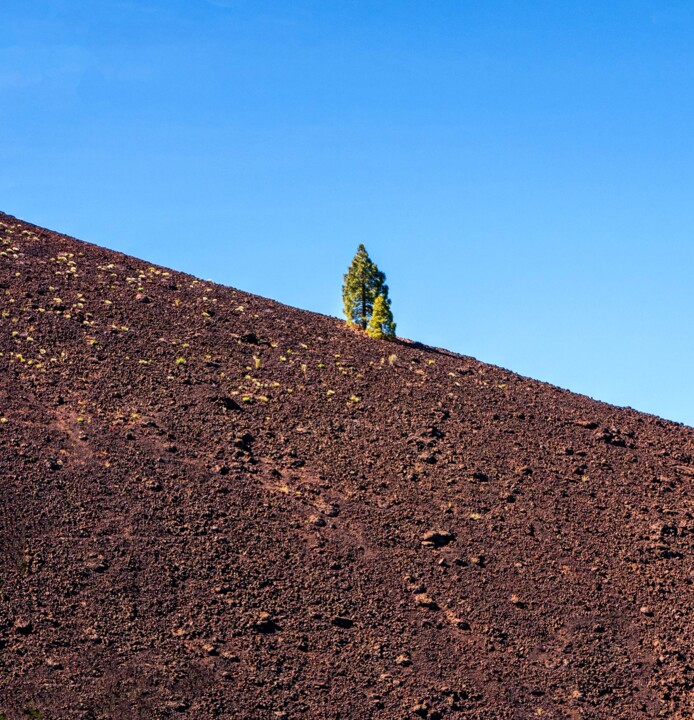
[332,616,353,629]
[135,293,151,303]
[46,657,63,670]
[14,618,33,635]
[452,618,471,630]
[411,701,429,718]
[640,606,653,617]
[308,515,326,528]
[395,653,412,667]
[594,430,613,444]
[253,612,280,634]
[84,627,102,643]
[86,555,109,573]
[421,530,454,548]
[405,576,427,593]
[414,593,438,610]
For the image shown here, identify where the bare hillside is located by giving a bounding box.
[0,212,692,719]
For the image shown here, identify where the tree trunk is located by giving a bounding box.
[361,283,367,329]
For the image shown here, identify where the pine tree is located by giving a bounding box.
[342,244,394,332]
[367,293,396,339]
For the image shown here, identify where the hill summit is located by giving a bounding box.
[0,212,692,719]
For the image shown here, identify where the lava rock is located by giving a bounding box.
[421,530,454,548]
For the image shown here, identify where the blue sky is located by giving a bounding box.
[2,0,694,425]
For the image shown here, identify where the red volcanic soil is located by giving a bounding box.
[0,212,692,719]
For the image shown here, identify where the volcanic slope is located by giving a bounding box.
[0,212,692,720]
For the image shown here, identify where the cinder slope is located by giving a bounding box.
[0,212,692,720]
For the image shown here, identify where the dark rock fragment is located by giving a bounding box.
[253,613,280,634]
[232,433,253,451]
[86,555,109,573]
[411,701,429,717]
[215,396,240,412]
[332,616,353,629]
[14,618,33,635]
[414,594,438,610]
[421,530,454,548]
[396,652,412,666]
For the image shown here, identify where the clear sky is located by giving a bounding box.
[2,1,694,426]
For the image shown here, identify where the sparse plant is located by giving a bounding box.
[366,294,396,339]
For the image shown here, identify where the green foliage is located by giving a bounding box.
[366,293,396,339]
[342,244,394,331]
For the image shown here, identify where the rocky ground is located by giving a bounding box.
[0,211,692,719]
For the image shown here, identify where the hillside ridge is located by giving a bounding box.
[0,211,682,426]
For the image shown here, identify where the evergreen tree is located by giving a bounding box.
[342,244,394,331]
[367,293,396,339]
